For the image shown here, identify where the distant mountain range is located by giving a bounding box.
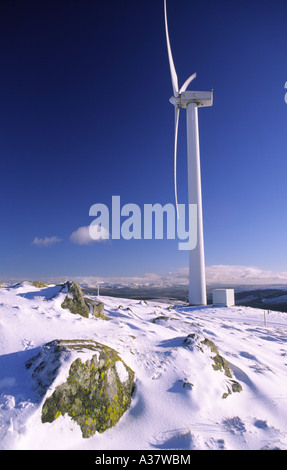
[233,288,287,313]
[82,285,287,313]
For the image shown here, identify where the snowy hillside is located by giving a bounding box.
[0,281,287,450]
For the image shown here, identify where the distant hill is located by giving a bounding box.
[82,285,189,304]
[82,285,287,313]
[233,288,287,313]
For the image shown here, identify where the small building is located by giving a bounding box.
[213,289,235,307]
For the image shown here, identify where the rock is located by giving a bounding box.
[61,281,89,318]
[61,281,104,319]
[26,339,135,438]
[85,297,105,320]
[26,340,66,398]
[31,281,48,288]
[11,280,47,288]
[184,334,243,399]
[201,337,243,398]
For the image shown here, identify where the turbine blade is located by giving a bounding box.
[164,0,179,97]
[179,72,197,94]
[174,105,180,219]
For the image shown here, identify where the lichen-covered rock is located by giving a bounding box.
[31,281,48,288]
[200,337,243,398]
[61,281,89,318]
[200,338,233,377]
[26,339,134,438]
[11,280,47,288]
[85,297,105,320]
[61,281,104,319]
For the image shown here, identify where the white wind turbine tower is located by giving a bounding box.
[164,0,213,306]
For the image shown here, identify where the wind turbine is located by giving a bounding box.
[164,0,213,306]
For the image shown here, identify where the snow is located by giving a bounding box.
[0,283,287,450]
[115,360,129,383]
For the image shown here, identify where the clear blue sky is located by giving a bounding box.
[0,0,287,282]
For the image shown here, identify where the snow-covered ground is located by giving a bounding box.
[0,282,287,450]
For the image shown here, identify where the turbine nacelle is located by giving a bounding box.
[169,90,213,109]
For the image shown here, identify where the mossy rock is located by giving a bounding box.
[152,315,178,324]
[61,281,104,319]
[200,338,233,378]
[200,338,232,378]
[26,339,135,438]
[11,280,47,289]
[152,315,169,323]
[61,282,89,318]
[222,380,243,399]
[31,281,48,288]
[200,337,242,398]
[85,297,105,320]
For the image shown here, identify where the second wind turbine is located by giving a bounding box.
[164,0,213,306]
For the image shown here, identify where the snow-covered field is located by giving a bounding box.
[0,282,287,451]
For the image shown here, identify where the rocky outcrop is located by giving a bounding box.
[26,339,135,438]
[61,281,104,319]
[11,280,47,288]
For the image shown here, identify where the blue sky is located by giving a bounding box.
[0,0,287,284]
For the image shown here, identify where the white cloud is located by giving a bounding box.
[31,236,62,247]
[70,225,109,245]
[206,265,287,286]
